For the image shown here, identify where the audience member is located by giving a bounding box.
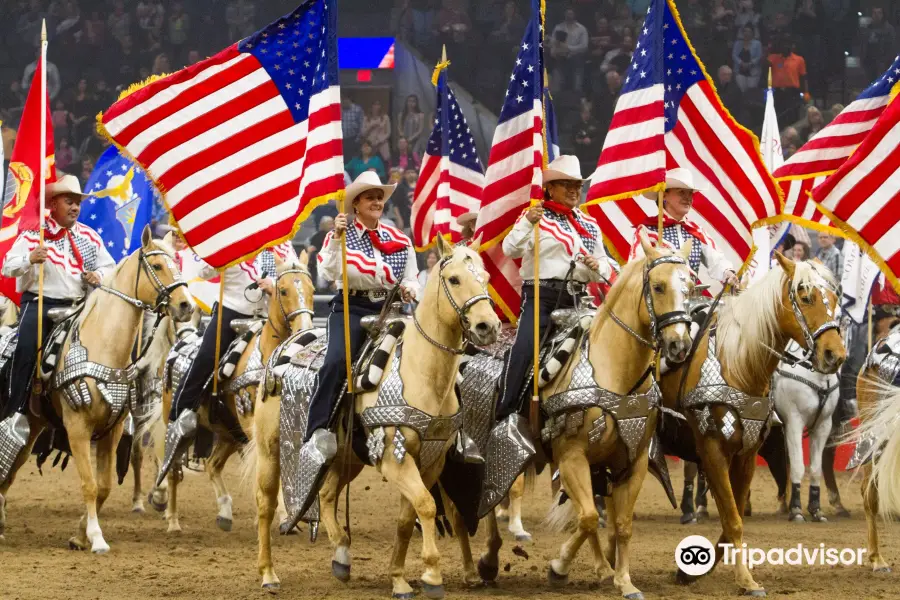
[341,95,365,158]
[815,232,843,277]
[550,8,590,93]
[394,136,421,172]
[797,105,826,142]
[861,7,897,84]
[733,25,762,91]
[346,140,387,182]
[362,99,392,163]
[769,37,808,123]
[397,94,425,155]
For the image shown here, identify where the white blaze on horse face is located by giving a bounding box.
[670,267,689,338]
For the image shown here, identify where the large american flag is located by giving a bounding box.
[813,91,900,291]
[584,0,780,267]
[475,0,544,321]
[411,64,484,250]
[774,56,900,234]
[99,0,343,269]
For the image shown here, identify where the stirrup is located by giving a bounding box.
[283,429,337,532]
[454,431,484,464]
[0,413,30,485]
[477,414,534,518]
[155,409,198,488]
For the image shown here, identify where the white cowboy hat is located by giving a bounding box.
[642,167,704,199]
[542,155,585,185]
[45,174,89,200]
[456,212,477,226]
[345,171,396,204]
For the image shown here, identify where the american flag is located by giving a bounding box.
[813,91,900,291]
[410,63,484,250]
[474,0,544,321]
[774,56,900,233]
[99,0,343,269]
[584,0,780,267]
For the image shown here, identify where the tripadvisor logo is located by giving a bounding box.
[675,535,867,572]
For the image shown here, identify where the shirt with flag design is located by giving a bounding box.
[318,220,419,296]
[411,69,484,249]
[2,219,116,300]
[586,0,780,271]
[99,0,343,269]
[628,216,733,282]
[775,55,900,231]
[502,205,613,283]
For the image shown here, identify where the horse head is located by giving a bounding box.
[427,234,500,347]
[270,250,316,334]
[634,230,695,364]
[133,225,195,322]
[774,251,845,374]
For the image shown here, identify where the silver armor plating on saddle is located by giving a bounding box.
[0,412,29,485]
[682,335,773,452]
[226,336,265,417]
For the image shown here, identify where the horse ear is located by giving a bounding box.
[436,234,453,258]
[273,252,285,267]
[141,224,153,249]
[679,238,693,260]
[774,250,796,278]
[162,231,175,248]
[638,229,659,259]
[468,233,483,254]
[298,249,309,265]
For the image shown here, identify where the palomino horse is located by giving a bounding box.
[252,236,499,594]
[482,235,695,599]
[844,310,900,572]
[0,296,19,335]
[161,253,314,533]
[0,227,194,551]
[660,254,845,595]
[130,310,202,514]
[771,340,840,522]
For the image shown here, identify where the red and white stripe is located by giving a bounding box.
[474,101,543,248]
[101,45,343,268]
[587,81,780,266]
[814,96,900,285]
[412,154,483,249]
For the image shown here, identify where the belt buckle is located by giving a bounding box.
[566,281,584,296]
[368,290,385,303]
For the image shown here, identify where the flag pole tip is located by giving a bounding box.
[41,19,47,40]
[441,45,447,62]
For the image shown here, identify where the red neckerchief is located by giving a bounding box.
[543,201,590,238]
[641,214,711,247]
[44,218,84,270]
[366,228,406,255]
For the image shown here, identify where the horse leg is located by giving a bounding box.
[862,464,891,572]
[148,411,169,512]
[680,461,698,524]
[725,446,765,595]
[320,454,364,583]
[822,437,849,517]
[131,433,145,513]
[784,413,805,522]
[65,415,109,553]
[549,447,614,588]
[806,413,831,522]
[477,509,503,583]
[86,421,123,552]
[255,408,282,589]
[759,425,789,514]
[380,448,444,598]
[439,486,480,587]
[207,436,240,532]
[0,418,44,538]
[166,468,182,533]
[607,449,649,599]
[506,473,531,542]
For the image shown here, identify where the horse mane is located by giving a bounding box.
[136,314,174,371]
[715,260,833,390]
[590,252,648,335]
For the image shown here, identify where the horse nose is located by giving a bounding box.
[475,321,491,335]
[666,338,689,364]
[823,349,842,371]
[177,301,192,318]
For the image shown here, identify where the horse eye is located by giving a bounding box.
[652,284,664,294]
[280,288,287,296]
[152,263,163,271]
[449,276,460,286]
[801,295,813,305]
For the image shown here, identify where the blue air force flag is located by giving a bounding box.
[79,146,157,259]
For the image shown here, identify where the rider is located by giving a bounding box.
[481,155,614,515]
[291,171,419,520]
[159,239,295,477]
[0,174,115,480]
[630,168,739,287]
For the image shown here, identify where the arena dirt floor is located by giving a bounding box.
[1,456,898,600]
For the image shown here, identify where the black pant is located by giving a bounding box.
[4,293,74,418]
[170,303,245,420]
[496,285,576,421]
[305,294,382,440]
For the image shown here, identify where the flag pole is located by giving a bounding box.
[867,296,874,354]
[657,189,664,240]
[212,277,224,397]
[339,193,353,395]
[35,19,48,395]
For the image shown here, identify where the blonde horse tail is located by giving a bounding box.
[135,398,163,445]
[857,381,900,519]
[543,490,577,533]
[240,436,259,491]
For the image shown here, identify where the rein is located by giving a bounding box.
[262,267,315,340]
[787,282,840,363]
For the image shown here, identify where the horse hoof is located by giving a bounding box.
[68,538,87,551]
[262,582,281,594]
[680,513,697,525]
[675,569,696,585]
[92,543,110,555]
[810,513,827,523]
[624,593,644,600]
[874,566,892,574]
[331,560,351,583]
[478,558,499,582]
[392,592,416,599]
[741,588,767,597]
[422,583,445,599]
[216,517,233,532]
[515,533,533,542]
[789,513,805,523]
[148,493,167,513]
[836,508,851,518]
[548,566,569,587]
[132,505,145,514]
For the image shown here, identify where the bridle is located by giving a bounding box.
[269,266,316,338]
[605,254,693,350]
[94,248,188,315]
[412,255,494,355]
[787,280,840,363]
